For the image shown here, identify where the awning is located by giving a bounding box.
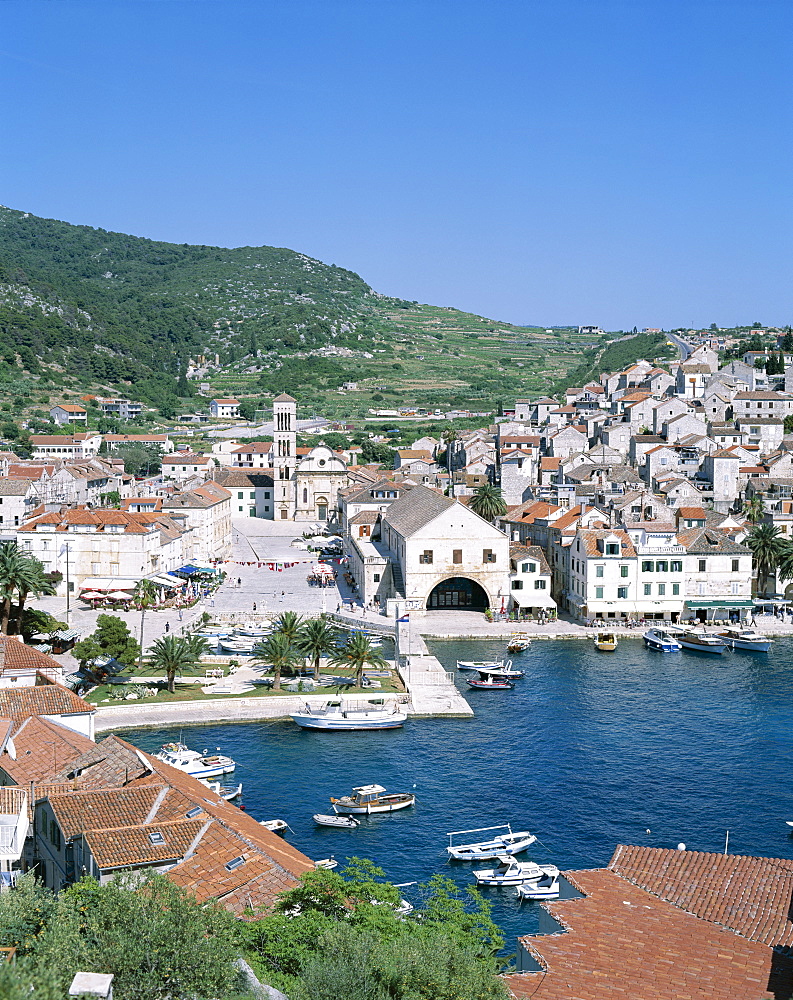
[146,574,186,588]
[79,577,140,592]
[50,630,80,642]
[685,600,754,609]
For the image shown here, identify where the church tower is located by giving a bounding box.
[273,393,297,519]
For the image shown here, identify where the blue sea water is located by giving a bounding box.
[122,637,793,950]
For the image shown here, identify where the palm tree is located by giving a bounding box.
[7,557,55,635]
[469,483,507,523]
[147,635,204,693]
[271,611,304,644]
[331,633,388,689]
[743,497,765,524]
[0,542,54,635]
[745,523,786,596]
[442,426,459,473]
[253,632,303,691]
[777,541,793,585]
[297,617,340,681]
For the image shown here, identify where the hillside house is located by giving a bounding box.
[209,398,240,419]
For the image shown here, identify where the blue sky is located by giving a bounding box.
[1,1,790,330]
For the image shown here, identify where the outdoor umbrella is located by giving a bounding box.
[80,591,104,601]
[106,591,133,601]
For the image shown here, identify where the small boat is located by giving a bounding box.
[290,700,408,731]
[516,866,561,900]
[476,665,524,680]
[447,824,536,861]
[473,856,557,887]
[457,659,507,672]
[330,783,415,815]
[156,742,236,778]
[671,628,727,655]
[314,857,338,870]
[466,672,515,691]
[200,779,243,801]
[594,632,617,651]
[260,819,288,834]
[716,628,772,652]
[507,635,531,653]
[313,813,360,829]
[786,821,793,829]
[234,624,272,637]
[643,628,682,653]
[219,638,258,654]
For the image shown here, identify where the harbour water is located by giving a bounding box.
[123,636,793,951]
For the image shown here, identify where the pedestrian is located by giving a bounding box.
[165,622,170,633]
[178,609,183,622]
[336,603,340,613]
[280,591,285,602]
[237,577,241,588]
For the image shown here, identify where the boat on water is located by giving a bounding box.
[260,819,288,834]
[516,866,561,900]
[715,628,772,652]
[156,742,236,778]
[670,628,728,654]
[643,628,682,653]
[466,672,515,691]
[218,638,259,654]
[507,635,531,653]
[330,783,415,815]
[290,699,408,731]
[594,632,617,651]
[200,778,243,801]
[478,664,524,680]
[313,813,360,829]
[457,659,508,672]
[234,623,272,637]
[314,857,338,869]
[473,856,558,887]
[446,824,536,861]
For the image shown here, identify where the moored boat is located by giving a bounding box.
[290,700,407,731]
[477,665,525,680]
[330,783,415,815]
[516,866,561,899]
[156,742,236,778]
[313,813,360,829]
[218,638,258,654]
[466,672,515,690]
[594,632,617,651]
[716,628,772,652]
[507,635,531,653]
[200,779,243,801]
[643,628,682,653]
[671,628,728,654]
[457,659,508,672]
[473,856,557,887]
[260,819,288,834]
[447,824,536,861]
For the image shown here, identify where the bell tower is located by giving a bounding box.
[273,393,297,519]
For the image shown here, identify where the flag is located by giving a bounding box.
[397,612,410,623]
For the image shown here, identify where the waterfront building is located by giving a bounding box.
[508,544,556,616]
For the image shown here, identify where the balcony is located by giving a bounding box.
[635,544,686,555]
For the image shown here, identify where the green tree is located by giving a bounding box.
[19,609,67,643]
[442,425,459,472]
[743,497,765,524]
[147,634,206,693]
[331,633,388,689]
[271,610,304,644]
[297,617,340,681]
[72,614,141,668]
[253,631,303,691]
[469,483,507,523]
[0,541,54,635]
[745,522,786,596]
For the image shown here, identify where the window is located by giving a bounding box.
[225,855,247,872]
[731,581,740,595]
[658,583,666,595]
[655,560,668,573]
[483,549,496,563]
[605,543,619,555]
[303,488,308,504]
[596,565,604,578]
[186,806,203,819]
[512,580,523,590]
[698,559,706,572]
[732,559,739,572]
[617,586,628,599]
[419,550,433,565]
[148,831,165,845]
[671,560,682,572]
[528,562,536,572]
[644,583,652,595]
[237,492,243,500]
[642,560,653,572]
[620,565,628,578]
[672,583,680,595]
[453,549,462,564]
[534,579,546,590]
[595,586,604,599]
[250,492,255,499]
[373,573,380,582]
[698,582,706,595]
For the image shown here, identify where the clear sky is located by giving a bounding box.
[1,0,790,330]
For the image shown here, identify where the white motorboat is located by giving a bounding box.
[156,742,236,778]
[200,779,243,801]
[466,673,515,691]
[234,625,272,638]
[716,628,773,652]
[446,824,536,861]
[290,700,407,731]
[516,866,561,900]
[260,819,288,834]
[314,857,338,870]
[507,635,531,653]
[457,659,508,672]
[476,665,524,680]
[313,813,360,829]
[473,856,557,887]
[330,783,415,815]
[219,638,258,655]
[670,628,727,654]
[643,628,682,653]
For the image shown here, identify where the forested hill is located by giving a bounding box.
[0,205,377,386]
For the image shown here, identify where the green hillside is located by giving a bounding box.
[0,205,612,421]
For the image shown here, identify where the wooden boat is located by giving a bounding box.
[330,783,415,815]
[466,672,515,690]
[715,628,772,652]
[507,635,532,653]
[643,628,682,653]
[260,819,288,834]
[457,659,508,672]
[594,632,617,651]
[314,857,338,870]
[290,700,407,731]
[313,813,360,829]
[473,856,557,887]
[200,779,243,801]
[516,866,561,900]
[447,824,536,861]
[218,638,258,654]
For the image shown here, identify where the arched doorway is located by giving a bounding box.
[427,577,489,610]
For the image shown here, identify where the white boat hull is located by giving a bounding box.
[517,868,561,900]
[643,630,682,653]
[313,813,360,829]
[474,860,553,887]
[448,832,536,861]
[332,794,415,815]
[291,710,407,731]
[678,638,727,654]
